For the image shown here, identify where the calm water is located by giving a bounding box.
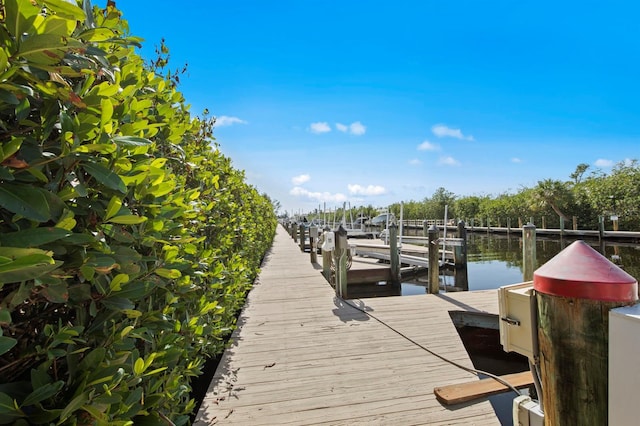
[401,231,640,295]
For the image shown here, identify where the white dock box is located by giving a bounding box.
[609,304,640,426]
[498,281,535,359]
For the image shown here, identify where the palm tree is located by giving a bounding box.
[533,179,572,221]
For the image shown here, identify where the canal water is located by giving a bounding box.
[401,231,640,295]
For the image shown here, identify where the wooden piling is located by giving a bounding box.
[523,223,536,281]
[389,224,399,283]
[559,216,565,236]
[428,225,439,294]
[334,225,348,298]
[422,220,428,237]
[598,215,605,242]
[573,215,578,231]
[534,241,638,426]
[299,225,305,251]
[454,220,467,268]
[291,222,298,242]
[309,226,318,264]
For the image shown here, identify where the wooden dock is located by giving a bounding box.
[194,225,506,425]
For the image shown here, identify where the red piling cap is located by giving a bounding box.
[533,240,638,302]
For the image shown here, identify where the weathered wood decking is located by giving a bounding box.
[194,225,503,425]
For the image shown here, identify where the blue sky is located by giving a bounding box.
[117,1,639,215]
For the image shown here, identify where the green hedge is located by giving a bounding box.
[0,1,276,424]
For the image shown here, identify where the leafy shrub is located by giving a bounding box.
[0,0,276,424]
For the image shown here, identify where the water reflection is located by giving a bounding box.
[402,232,640,294]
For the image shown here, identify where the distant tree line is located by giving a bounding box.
[311,161,640,231]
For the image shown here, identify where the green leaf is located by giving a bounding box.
[101,297,135,311]
[59,392,89,423]
[0,336,17,356]
[0,227,72,248]
[107,215,147,225]
[109,273,129,292]
[100,98,113,133]
[133,358,145,375]
[21,381,64,406]
[155,268,181,279]
[18,34,83,65]
[41,283,69,303]
[73,144,117,154]
[1,137,23,162]
[105,196,122,220]
[3,0,39,39]
[15,97,30,121]
[0,308,11,324]
[42,0,86,20]
[0,167,14,181]
[83,162,126,193]
[111,136,153,148]
[0,253,59,284]
[0,184,50,222]
[77,28,115,43]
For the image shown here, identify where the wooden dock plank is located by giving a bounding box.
[194,225,504,425]
[434,371,534,405]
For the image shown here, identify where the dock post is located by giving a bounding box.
[299,225,306,251]
[534,241,638,426]
[322,226,332,281]
[309,226,318,263]
[334,225,348,298]
[389,224,400,283]
[454,220,467,268]
[428,225,439,294]
[523,223,536,281]
[422,220,428,237]
[507,217,511,234]
[598,215,605,242]
[292,222,298,242]
[559,216,565,237]
[542,216,546,229]
[573,215,577,231]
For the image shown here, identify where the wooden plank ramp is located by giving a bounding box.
[194,224,505,425]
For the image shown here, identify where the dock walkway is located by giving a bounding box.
[195,225,503,425]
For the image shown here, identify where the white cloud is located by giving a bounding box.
[215,116,247,127]
[432,124,474,141]
[309,122,331,134]
[290,187,347,203]
[417,140,440,151]
[438,156,461,166]
[336,121,367,136]
[409,158,422,166]
[595,158,614,167]
[292,174,310,185]
[511,157,522,163]
[347,184,386,196]
[349,121,366,136]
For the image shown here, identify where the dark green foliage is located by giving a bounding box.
[0,0,276,424]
